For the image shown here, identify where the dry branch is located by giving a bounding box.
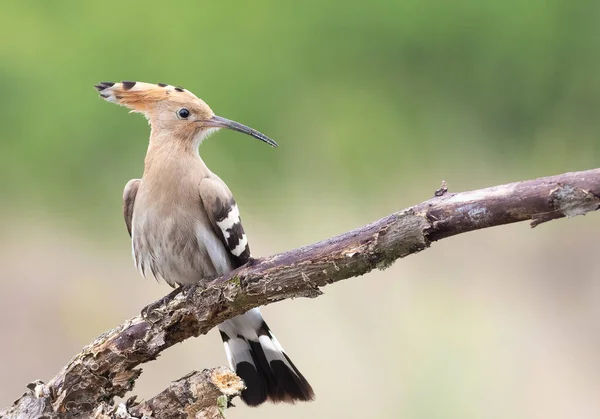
[2,168,599,419]
[91,367,244,419]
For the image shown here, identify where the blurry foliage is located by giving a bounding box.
[0,0,599,227]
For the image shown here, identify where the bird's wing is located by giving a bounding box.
[123,179,141,237]
[199,176,251,268]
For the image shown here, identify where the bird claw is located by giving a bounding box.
[183,283,206,305]
[140,282,209,324]
[141,286,184,324]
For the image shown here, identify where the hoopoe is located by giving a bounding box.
[94,81,314,406]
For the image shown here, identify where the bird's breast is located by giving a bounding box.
[131,189,233,287]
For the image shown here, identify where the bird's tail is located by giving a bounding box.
[218,308,314,406]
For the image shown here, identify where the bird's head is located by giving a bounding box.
[94,81,277,148]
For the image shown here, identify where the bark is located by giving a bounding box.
[2,168,599,419]
[91,367,244,419]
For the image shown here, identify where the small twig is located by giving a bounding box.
[434,180,448,196]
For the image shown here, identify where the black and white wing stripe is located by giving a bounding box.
[214,201,251,264]
[200,177,251,268]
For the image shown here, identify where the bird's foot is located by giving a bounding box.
[141,286,184,324]
[183,282,207,306]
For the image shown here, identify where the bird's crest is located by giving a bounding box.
[93,81,198,113]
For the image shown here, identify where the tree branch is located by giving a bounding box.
[92,367,244,419]
[2,168,599,418]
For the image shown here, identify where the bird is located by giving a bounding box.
[93,81,314,406]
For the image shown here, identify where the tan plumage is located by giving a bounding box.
[95,81,313,406]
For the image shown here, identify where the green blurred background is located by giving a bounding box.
[1,1,600,418]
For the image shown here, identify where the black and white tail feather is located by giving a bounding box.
[218,309,314,406]
[200,187,314,406]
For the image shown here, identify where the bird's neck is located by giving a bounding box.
[143,130,211,181]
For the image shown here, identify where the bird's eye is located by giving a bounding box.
[177,108,190,119]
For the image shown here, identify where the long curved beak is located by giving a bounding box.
[204,115,278,147]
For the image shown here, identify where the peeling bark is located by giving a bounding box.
[91,367,244,419]
[2,168,599,419]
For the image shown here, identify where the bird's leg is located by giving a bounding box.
[141,278,214,323]
[141,286,185,323]
[182,279,211,306]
